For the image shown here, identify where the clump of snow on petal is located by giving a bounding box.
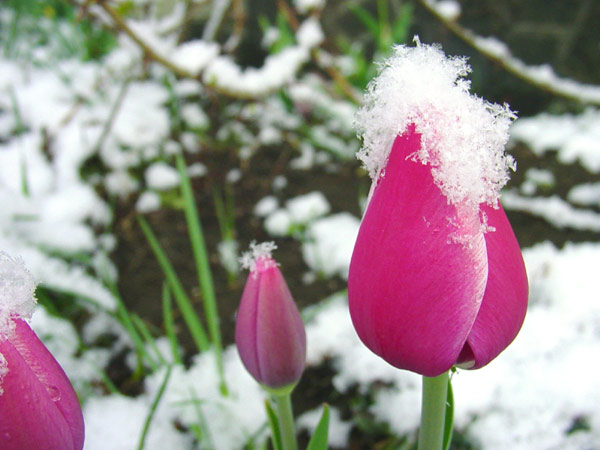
[239,241,278,273]
[355,38,516,209]
[0,253,37,337]
[0,353,7,393]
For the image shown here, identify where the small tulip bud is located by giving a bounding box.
[235,242,306,391]
[0,254,84,450]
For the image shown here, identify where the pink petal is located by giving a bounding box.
[0,319,83,450]
[10,319,84,449]
[348,128,488,377]
[235,272,262,382]
[235,264,306,388]
[256,267,306,389]
[457,203,529,369]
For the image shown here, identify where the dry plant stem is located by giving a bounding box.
[96,0,196,79]
[417,0,600,106]
[92,77,130,154]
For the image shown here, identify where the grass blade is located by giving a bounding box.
[162,283,182,365]
[137,215,210,353]
[131,314,166,369]
[175,153,226,393]
[137,365,172,450]
[306,403,330,450]
[265,399,283,450]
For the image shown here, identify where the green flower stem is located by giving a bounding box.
[418,371,449,450]
[275,393,298,450]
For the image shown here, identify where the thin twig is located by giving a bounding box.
[417,0,600,106]
[96,0,196,79]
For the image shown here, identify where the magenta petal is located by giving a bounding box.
[235,263,306,389]
[255,267,306,388]
[348,129,488,377]
[235,272,261,382]
[458,204,529,369]
[0,319,84,450]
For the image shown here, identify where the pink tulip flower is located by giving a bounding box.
[0,317,85,450]
[235,243,306,390]
[348,126,528,377]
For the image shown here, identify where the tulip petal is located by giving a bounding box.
[0,324,75,450]
[348,128,488,377]
[9,319,85,450]
[256,267,306,389]
[457,204,528,369]
[235,273,262,382]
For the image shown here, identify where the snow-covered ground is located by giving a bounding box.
[1,3,599,449]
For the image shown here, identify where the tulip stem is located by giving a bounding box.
[418,371,449,450]
[275,393,298,450]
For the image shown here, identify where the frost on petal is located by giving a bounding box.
[354,38,516,213]
[0,253,37,338]
[457,203,528,369]
[348,129,488,377]
[239,241,278,273]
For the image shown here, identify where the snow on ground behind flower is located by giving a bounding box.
[303,241,600,448]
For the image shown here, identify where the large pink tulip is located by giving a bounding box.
[348,127,528,377]
[0,317,85,450]
[236,248,306,390]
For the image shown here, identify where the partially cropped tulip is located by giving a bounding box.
[0,255,84,450]
[235,243,306,391]
[348,126,528,377]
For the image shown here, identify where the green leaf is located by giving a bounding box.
[348,4,379,36]
[265,399,283,450]
[137,365,172,450]
[306,404,330,450]
[162,283,182,365]
[442,378,454,450]
[137,215,210,353]
[175,153,227,395]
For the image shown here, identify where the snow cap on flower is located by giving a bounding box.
[355,36,517,211]
[236,242,306,391]
[239,240,278,274]
[0,253,36,338]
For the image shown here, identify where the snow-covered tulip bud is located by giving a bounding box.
[0,254,84,450]
[348,40,528,377]
[235,242,306,392]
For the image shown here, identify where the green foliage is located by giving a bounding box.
[2,0,116,61]
[258,12,296,54]
[306,404,330,450]
[341,1,414,89]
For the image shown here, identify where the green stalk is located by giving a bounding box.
[137,215,210,353]
[162,283,182,365]
[175,153,226,394]
[137,366,172,450]
[274,393,298,450]
[418,371,449,450]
